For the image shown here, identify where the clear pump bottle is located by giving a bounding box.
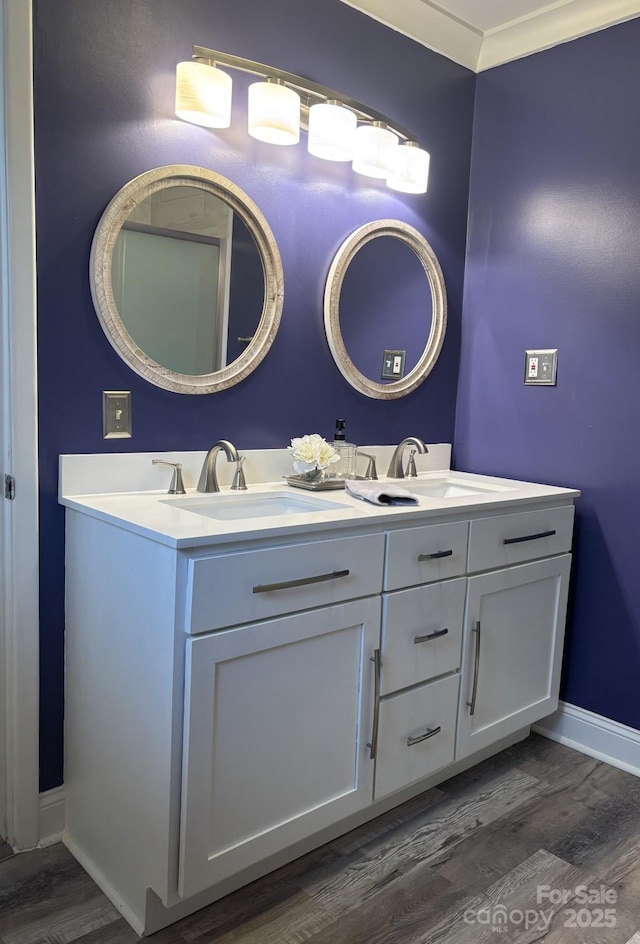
[332,418,357,479]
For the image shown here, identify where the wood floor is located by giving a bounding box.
[2,734,640,943]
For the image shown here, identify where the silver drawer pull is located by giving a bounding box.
[503,529,556,546]
[418,549,453,561]
[414,627,449,645]
[407,725,441,747]
[367,649,381,760]
[252,569,350,594]
[466,620,481,716]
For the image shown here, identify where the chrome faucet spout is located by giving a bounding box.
[197,440,240,493]
[387,437,428,479]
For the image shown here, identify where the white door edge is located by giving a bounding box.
[0,0,40,850]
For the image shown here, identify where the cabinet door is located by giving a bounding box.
[179,596,380,898]
[456,555,571,761]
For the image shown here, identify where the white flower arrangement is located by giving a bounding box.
[289,434,340,477]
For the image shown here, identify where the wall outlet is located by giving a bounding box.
[524,350,558,385]
[103,391,132,438]
[381,350,406,380]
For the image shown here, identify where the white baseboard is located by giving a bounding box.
[534,701,640,778]
[38,786,65,847]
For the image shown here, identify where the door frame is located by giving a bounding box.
[0,0,40,849]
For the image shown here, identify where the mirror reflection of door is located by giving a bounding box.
[338,236,433,383]
[111,186,264,376]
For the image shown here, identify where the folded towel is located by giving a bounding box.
[345,479,420,506]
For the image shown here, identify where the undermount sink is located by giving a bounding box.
[163,490,346,521]
[406,476,514,499]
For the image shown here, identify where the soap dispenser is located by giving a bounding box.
[332,418,357,479]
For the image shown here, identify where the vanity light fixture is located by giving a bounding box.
[388,142,431,194]
[308,100,357,162]
[175,46,430,194]
[247,78,300,145]
[352,122,399,179]
[175,60,233,129]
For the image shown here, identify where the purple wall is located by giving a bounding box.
[33,0,474,788]
[456,19,640,729]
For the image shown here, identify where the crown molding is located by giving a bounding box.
[338,0,482,71]
[479,0,640,70]
[342,0,640,72]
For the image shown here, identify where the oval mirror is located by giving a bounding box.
[324,220,446,399]
[90,165,284,394]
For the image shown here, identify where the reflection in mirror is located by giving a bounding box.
[324,220,447,400]
[111,187,264,376]
[339,236,433,383]
[90,165,283,394]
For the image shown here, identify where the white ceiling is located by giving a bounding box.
[340,0,640,70]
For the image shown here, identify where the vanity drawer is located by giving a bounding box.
[374,674,459,799]
[468,505,574,573]
[185,533,385,634]
[381,578,465,695]
[384,520,469,590]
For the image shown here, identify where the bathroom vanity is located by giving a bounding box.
[59,447,578,935]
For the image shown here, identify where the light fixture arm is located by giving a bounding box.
[192,45,417,142]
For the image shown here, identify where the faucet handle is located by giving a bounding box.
[406,450,418,478]
[152,459,186,495]
[356,450,378,480]
[231,455,248,491]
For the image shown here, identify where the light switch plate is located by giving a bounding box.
[103,391,132,438]
[524,349,558,386]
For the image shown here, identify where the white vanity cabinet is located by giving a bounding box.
[61,472,577,936]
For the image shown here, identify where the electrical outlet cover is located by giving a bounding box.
[524,350,557,386]
[381,350,406,380]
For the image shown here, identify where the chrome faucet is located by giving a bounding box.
[197,440,242,493]
[387,437,428,478]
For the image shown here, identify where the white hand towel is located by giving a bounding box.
[345,479,420,506]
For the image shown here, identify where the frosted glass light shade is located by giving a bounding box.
[352,122,398,179]
[308,101,357,162]
[248,80,300,145]
[175,61,232,128]
[387,142,430,194]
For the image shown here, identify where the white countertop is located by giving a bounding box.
[59,448,579,549]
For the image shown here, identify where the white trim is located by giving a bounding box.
[337,0,482,70]
[342,0,640,72]
[534,701,640,778]
[39,787,66,848]
[63,834,145,936]
[0,0,40,849]
[479,0,640,70]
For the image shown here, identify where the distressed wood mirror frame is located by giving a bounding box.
[324,219,447,399]
[90,165,284,394]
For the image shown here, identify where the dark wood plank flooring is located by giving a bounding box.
[2,734,640,943]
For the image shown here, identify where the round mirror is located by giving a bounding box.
[90,165,284,394]
[324,220,446,399]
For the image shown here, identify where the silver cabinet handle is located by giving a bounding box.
[253,569,350,594]
[503,529,556,546]
[414,627,449,645]
[407,725,441,747]
[418,549,453,561]
[367,649,381,761]
[466,620,481,716]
